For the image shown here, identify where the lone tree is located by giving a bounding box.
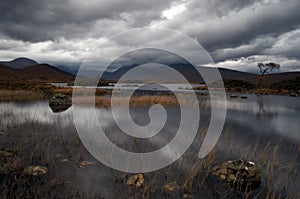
[257,62,280,86]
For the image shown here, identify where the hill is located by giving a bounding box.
[0,57,39,69]
[248,72,300,85]
[0,64,74,83]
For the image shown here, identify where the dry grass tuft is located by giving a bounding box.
[73,95,201,108]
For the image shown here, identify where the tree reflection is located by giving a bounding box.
[256,97,278,118]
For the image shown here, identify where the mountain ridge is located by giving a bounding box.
[1,57,299,85]
[101,63,300,84]
[0,57,39,69]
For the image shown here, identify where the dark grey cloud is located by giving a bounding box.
[211,36,276,62]
[0,0,174,41]
[0,0,299,72]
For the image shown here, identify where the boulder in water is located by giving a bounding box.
[49,93,72,113]
[212,159,261,192]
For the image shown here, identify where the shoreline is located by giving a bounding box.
[0,87,298,104]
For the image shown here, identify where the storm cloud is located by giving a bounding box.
[0,0,299,72]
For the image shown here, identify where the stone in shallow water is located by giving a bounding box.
[212,159,261,192]
[49,93,72,113]
[126,174,144,188]
[24,166,48,176]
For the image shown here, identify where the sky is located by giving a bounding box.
[0,0,300,73]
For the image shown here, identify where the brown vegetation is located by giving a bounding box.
[74,95,199,108]
[0,90,48,102]
[0,64,74,83]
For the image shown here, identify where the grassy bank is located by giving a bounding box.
[0,83,55,102]
[0,82,202,107]
[0,77,299,105]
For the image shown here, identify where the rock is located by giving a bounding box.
[212,159,261,192]
[230,94,239,98]
[126,174,144,188]
[24,166,48,176]
[289,93,297,97]
[240,96,248,99]
[0,132,4,136]
[49,93,72,113]
[79,161,94,169]
[163,181,181,192]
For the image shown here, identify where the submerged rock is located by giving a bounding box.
[49,93,72,113]
[212,159,261,192]
[24,166,48,176]
[126,174,144,188]
[289,93,298,97]
[0,132,4,136]
[240,96,248,99]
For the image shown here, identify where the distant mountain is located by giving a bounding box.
[1,57,298,85]
[101,63,300,85]
[101,63,258,83]
[0,64,74,83]
[0,57,39,69]
[54,65,79,75]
